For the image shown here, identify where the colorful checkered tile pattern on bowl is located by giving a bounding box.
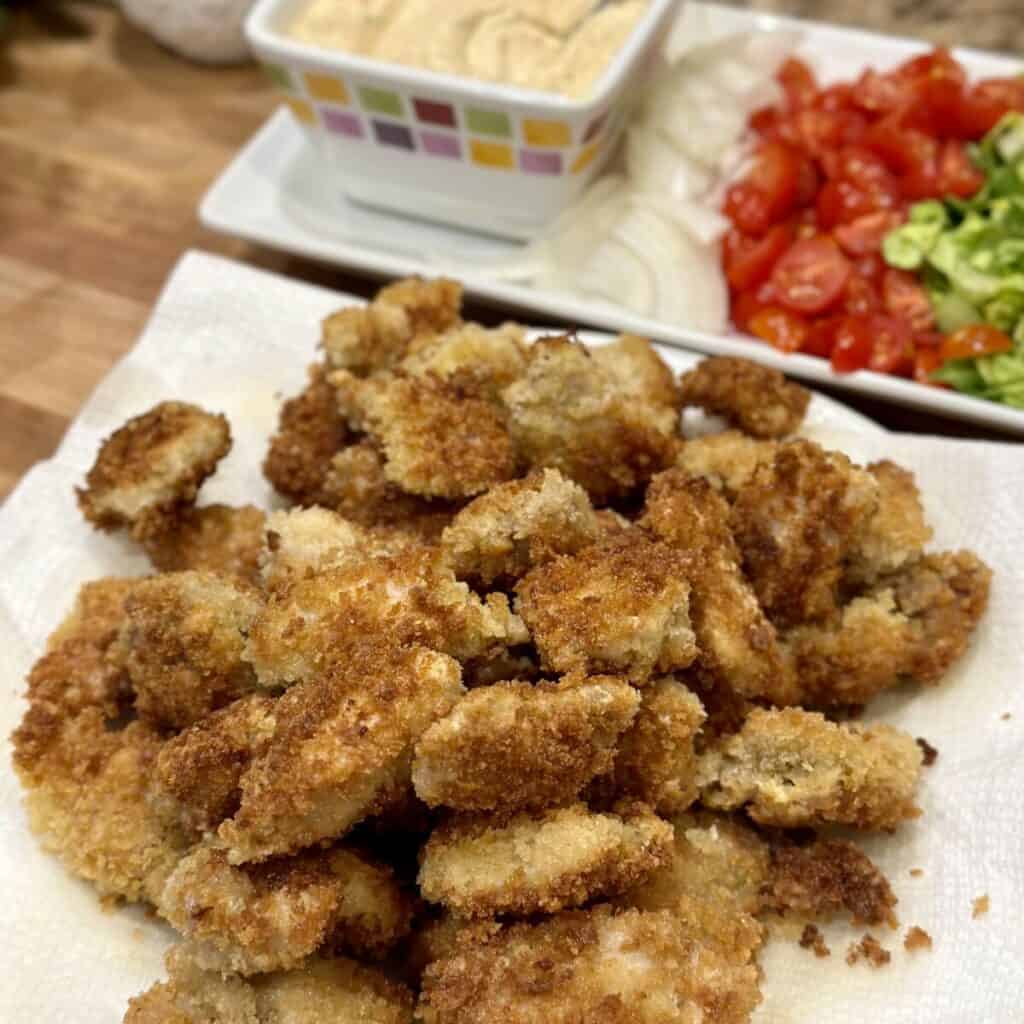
[266,64,609,176]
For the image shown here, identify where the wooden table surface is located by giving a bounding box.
[1,2,1020,501]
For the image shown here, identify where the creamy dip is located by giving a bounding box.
[287,0,650,99]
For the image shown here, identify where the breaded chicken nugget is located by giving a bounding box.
[412,677,640,813]
[143,504,267,585]
[591,334,682,434]
[78,401,231,540]
[322,277,462,376]
[642,470,797,705]
[462,648,541,688]
[590,678,705,814]
[332,371,516,500]
[153,693,278,839]
[845,461,932,587]
[501,336,676,501]
[246,549,525,688]
[125,947,413,1024]
[160,843,411,973]
[515,533,697,684]
[263,363,350,507]
[697,708,923,830]
[419,906,761,1024]
[114,571,263,729]
[440,469,602,584]
[220,643,464,863]
[320,441,456,539]
[678,357,810,438]
[730,439,879,627]
[675,430,779,498]
[400,321,528,401]
[418,803,672,918]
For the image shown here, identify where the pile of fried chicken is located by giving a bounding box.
[11,278,991,1023]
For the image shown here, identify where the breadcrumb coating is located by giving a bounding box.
[321,277,462,376]
[143,504,267,585]
[160,843,411,974]
[678,357,810,438]
[515,533,697,684]
[731,440,879,627]
[246,549,526,688]
[418,803,672,918]
[125,947,413,1024]
[412,678,640,813]
[114,571,263,730]
[263,363,350,507]
[419,906,762,1024]
[697,708,923,830]
[78,401,231,540]
[219,643,464,863]
[501,336,676,501]
[440,469,602,585]
[641,470,797,705]
[589,678,705,815]
[591,335,682,435]
[675,431,779,498]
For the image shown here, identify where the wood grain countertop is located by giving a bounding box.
[1,2,1021,500]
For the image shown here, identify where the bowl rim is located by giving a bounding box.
[245,0,682,114]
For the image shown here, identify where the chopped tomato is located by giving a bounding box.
[937,140,984,198]
[816,179,890,228]
[882,268,935,331]
[853,252,886,283]
[954,78,1024,138]
[833,145,899,192]
[904,75,965,135]
[868,315,916,375]
[940,323,1014,360]
[724,142,803,234]
[772,237,852,314]
[778,57,818,109]
[894,47,966,86]
[814,83,856,113]
[914,347,948,386]
[790,108,867,159]
[731,279,780,331]
[724,224,793,291]
[831,315,874,372]
[748,307,809,352]
[842,275,883,315]
[863,115,939,176]
[750,105,781,138]
[834,210,905,255]
[724,184,773,235]
[899,163,942,201]
[851,68,912,115]
[803,316,842,357]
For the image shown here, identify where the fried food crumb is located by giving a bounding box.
[799,923,831,957]
[973,894,990,918]
[910,868,924,878]
[1002,712,1012,721]
[846,933,891,967]
[916,737,939,766]
[904,925,933,952]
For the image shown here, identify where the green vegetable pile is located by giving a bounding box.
[884,112,1024,406]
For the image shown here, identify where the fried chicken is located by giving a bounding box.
[114,571,263,730]
[246,549,525,688]
[501,336,677,501]
[321,277,462,376]
[675,431,779,498]
[333,370,516,499]
[591,334,682,434]
[142,504,267,585]
[515,533,697,684]
[730,439,879,627]
[588,678,705,815]
[418,803,672,918]
[125,947,414,1024]
[219,642,464,863]
[263,363,350,507]
[77,401,231,541]
[678,356,810,438]
[440,469,602,585]
[412,677,639,813]
[697,707,923,830]
[160,843,411,974]
[419,906,761,1024]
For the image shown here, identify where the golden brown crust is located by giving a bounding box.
[592,336,682,428]
[418,804,672,918]
[515,533,697,684]
[678,357,810,439]
[412,678,640,813]
[419,906,761,1024]
[697,708,923,830]
[77,401,231,540]
[675,431,779,498]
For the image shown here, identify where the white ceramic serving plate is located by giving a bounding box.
[203,2,1024,435]
[245,0,680,238]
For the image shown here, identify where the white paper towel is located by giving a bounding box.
[0,250,1021,1021]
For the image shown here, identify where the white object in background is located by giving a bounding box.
[121,0,256,64]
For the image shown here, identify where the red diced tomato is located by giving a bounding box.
[842,274,883,315]
[771,236,852,314]
[816,180,881,227]
[894,47,966,86]
[748,306,809,352]
[790,108,867,159]
[864,116,939,177]
[724,184,774,235]
[882,268,936,331]
[940,323,1014,360]
[724,142,803,234]
[851,68,911,115]
[831,315,874,372]
[904,75,965,135]
[868,315,916,375]
[937,140,984,198]
[835,145,900,193]
[914,347,947,386]
[853,252,886,283]
[731,279,780,331]
[814,83,855,113]
[954,78,1024,139]
[778,57,818,109]
[750,105,781,138]
[834,210,905,255]
[803,316,842,357]
[724,224,793,291]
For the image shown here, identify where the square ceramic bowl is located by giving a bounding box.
[245,0,682,240]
